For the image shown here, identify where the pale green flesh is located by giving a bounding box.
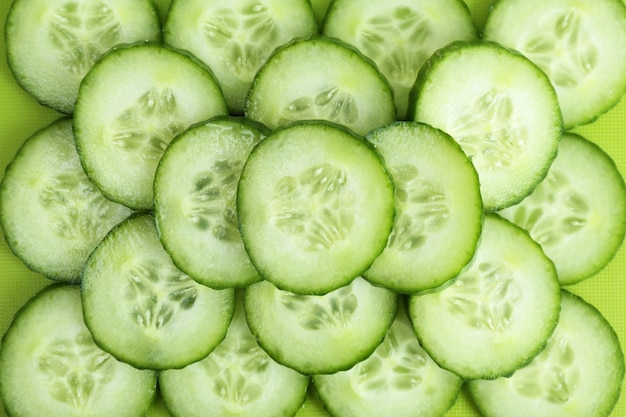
[313,304,463,417]
[408,215,561,380]
[483,0,626,129]
[154,117,266,289]
[245,37,396,136]
[81,214,235,370]
[164,0,317,114]
[159,292,309,417]
[74,44,228,210]
[468,290,625,417]
[323,0,477,119]
[498,132,626,285]
[364,122,483,293]
[244,278,398,375]
[237,122,395,295]
[0,118,132,282]
[0,285,157,417]
[410,41,562,211]
[5,0,161,113]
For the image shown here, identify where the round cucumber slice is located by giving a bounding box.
[0,285,157,417]
[237,121,395,295]
[164,0,318,114]
[245,36,396,136]
[0,118,132,283]
[499,132,626,285]
[159,292,309,417]
[81,213,235,370]
[74,43,228,210]
[313,303,463,417]
[408,214,561,380]
[364,121,483,293]
[5,0,161,114]
[408,40,563,211]
[483,0,626,129]
[154,117,268,289]
[323,0,477,119]
[244,277,398,375]
[468,290,625,417]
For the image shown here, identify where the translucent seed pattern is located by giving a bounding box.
[122,259,198,329]
[203,3,280,78]
[356,6,431,85]
[49,1,121,76]
[279,286,358,331]
[443,262,522,331]
[200,331,270,408]
[279,87,359,126]
[521,11,598,88]
[272,164,355,251]
[505,170,588,247]
[451,89,526,171]
[38,170,125,241]
[387,164,449,251]
[513,335,579,403]
[109,88,184,161]
[350,323,428,392]
[38,331,113,409]
[183,159,243,242]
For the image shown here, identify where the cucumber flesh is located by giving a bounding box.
[0,285,157,417]
[408,215,561,380]
[468,290,625,417]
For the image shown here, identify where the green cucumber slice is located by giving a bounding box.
[154,117,267,289]
[408,214,561,380]
[499,132,626,285]
[468,290,625,417]
[483,0,626,129]
[74,43,228,210]
[313,302,463,417]
[164,0,318,114]
[81,213,235,370]
[159,291,309,417]
[364,121,483,293]
[5,0,161,114]
[244,36,396,136]
[0,118,132,283]
[408,40,563,211]
[323,0,477,119]
[0,284,157,417]
[237,121,395,295]
[244,277,398,375]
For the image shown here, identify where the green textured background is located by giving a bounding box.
[0,1,625,416]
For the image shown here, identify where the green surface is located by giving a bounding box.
[1,1,625,416]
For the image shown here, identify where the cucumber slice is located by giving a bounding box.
[5,0,161,114]
[244,277,398,375]
[483,0,626,129]
[0,118,132,283]
[164,0,317,114]
[468,290,625,417]
[499,132,626,285]
[408,214,561,380]
[323,0,477,119]
[159,291,309,417]
[0,284,157,417]
[237,121,395,295]
[74,43,228,210]
[154,117,267,289]
[364,122,483,293]
[244,36,396,136]
[81,213,235,370]
[408,40,563,211]
[313,302,463,417]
